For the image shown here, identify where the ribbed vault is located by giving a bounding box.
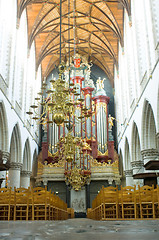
[17,0,131,86]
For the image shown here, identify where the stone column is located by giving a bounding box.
[124,169,134,186]
[141,149,159,167]
[8,162,22,189]
[20,171,31,188]
[131,161,144,187]
[66,183,70,208]
[86,182,90,209]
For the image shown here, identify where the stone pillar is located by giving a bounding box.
[131,161,144,187]
[20,171,31,188]
[86,181,90,209]
[141,149,159,167]
[66,184,70,208]
[124,169,134,186]
[8,162,22,189]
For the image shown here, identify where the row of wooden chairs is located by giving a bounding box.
[0,186,69,221]
[87,185,159,220]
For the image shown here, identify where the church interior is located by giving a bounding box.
[0,0,159,228]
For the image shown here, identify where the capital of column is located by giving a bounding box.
[131,161,144,169]
[10,162,22,170]
[43,179,48,186]
[124,169,133,177]
[141,148,159,164]
[0,150,10,164]
[21,170,32,177]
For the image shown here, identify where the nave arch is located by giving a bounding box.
[141,99,157,150]
[8,123,22,188]
[22,138,31,172]
[131,122,142,162]
[124,137,134,186]
[30,149,38,187]
[9,123,22,164]
[124,137,131,170]
[119,149,125,186]
[0,101,8,152]
[20,138,32,188]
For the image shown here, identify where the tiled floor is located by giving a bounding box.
[0,219,159,240]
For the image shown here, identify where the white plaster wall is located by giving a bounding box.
[115,1,159,186]
[0,0,39,178]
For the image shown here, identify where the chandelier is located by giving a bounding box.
[26,0,93,191]
[57,126,91,191]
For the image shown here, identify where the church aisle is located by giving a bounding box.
[0,219,159,240]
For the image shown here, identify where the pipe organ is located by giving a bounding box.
[37,55,120,211]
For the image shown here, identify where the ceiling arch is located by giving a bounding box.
[17,0,131,86]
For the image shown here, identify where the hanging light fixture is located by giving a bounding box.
[27,0,93,191]
[26,0,81,126]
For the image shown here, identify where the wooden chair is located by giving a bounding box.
[13,187,31,221]
[139,185,155,219]
[0,187,13,220]
[154,185,159,218]
[102,186,118,220]
[50,193,59,220]
[119,185,137,219]
[31,186,50,220]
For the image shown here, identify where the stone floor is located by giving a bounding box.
[0,219,159,240]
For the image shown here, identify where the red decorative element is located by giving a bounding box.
[42,142,48,162]
[71,76,84,84]
[108,141,115,162]
[96,156,109,162]
[74,58,81,68]
[82,87,94,96]
[93,95,110,104]
[90,140,98,159]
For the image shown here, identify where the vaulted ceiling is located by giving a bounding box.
[17,0,131,86]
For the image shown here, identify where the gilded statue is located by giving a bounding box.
[108,114,115,130]
[96,77,105,91]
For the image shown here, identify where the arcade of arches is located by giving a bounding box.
[0,0,159,217]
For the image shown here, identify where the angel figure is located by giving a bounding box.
[96,77,105,91]
[108,114,115,130]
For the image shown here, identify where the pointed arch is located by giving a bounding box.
[119,149,124,175]
[32,149,38,178]
[0,101,8,151]
[9,123,22,163]
[131,122,142,162]
[124,137,131,170]
[22,138,31,171]
[141,99,157,149]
